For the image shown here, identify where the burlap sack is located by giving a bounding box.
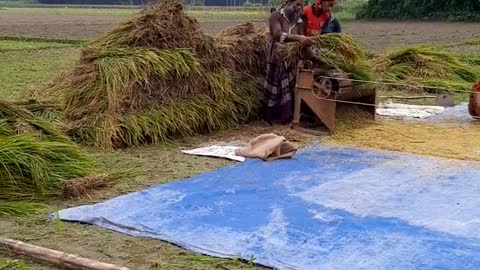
[235,133,297,161]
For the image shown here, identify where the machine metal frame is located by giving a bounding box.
[291,61,377,135]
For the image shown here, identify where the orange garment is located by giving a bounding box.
[469,78,480,118]
[303,5,331,36]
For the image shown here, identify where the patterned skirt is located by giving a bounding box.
[261,61,296,124]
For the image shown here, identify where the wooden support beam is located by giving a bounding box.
[0,238,130,270]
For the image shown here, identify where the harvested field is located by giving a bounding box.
[1,4,480,270]
[1,9,480,50]
[0,12,262,38]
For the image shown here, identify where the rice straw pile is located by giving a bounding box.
[40,0,267,149]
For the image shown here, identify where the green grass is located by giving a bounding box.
[189,10,268,20]
[0,40,75,52]
[0,46,80,100]
[1,7,138,16]
[0,201,47,217]
[0,259,30,270]
[0,35,88,44]
[1,7,270,20]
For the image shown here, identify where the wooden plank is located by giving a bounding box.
[0,238,130,270]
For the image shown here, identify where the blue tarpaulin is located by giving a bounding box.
[54,144,480,270]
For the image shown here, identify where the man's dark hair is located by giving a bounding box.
[270,7,277,13]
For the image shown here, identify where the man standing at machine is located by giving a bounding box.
[261,0,314,124]
[303,0,341,36]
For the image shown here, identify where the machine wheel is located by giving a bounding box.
[469,78,480,118]
[313,77,340,99]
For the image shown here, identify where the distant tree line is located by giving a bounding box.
[36,0,268,5]
[358,0,480,21]
[36,0,144,4]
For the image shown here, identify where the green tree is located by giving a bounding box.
[358,0,480,21]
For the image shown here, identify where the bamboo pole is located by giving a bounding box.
[0,238,130,270]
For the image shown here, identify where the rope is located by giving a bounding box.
[316,75,480,95]
[320,98,379,107]
[314,94,480,120]
[307,76,480,118]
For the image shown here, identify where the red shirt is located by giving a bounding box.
[303,5,331,36]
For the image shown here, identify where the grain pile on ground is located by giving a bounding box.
[0,99,94,217]
[332,116,480,162]
[372,46,480,92]
[42,0,267,149]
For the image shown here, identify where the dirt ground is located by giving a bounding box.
[1,12,480,50]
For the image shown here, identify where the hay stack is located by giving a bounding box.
[372,46,480,92]
[0,99,94,216]
[59,0,266,149]
[216,22,268,76]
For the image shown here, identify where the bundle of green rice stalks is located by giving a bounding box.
[277,33,374,81]
[13,100,63,123]
[0,99,64,141]
[26,72,72,113]
[372,46,480,92]
[53,0,264,149]
[0,99,94,217]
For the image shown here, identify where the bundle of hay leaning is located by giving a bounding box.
[371,46,480,93]
[51,0,267,149]
[277,33,375,97]
[0,99,94,217]
[277,33,374,81]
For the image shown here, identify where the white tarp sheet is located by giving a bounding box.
[377,103,445,119]
[181,145,245,162]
